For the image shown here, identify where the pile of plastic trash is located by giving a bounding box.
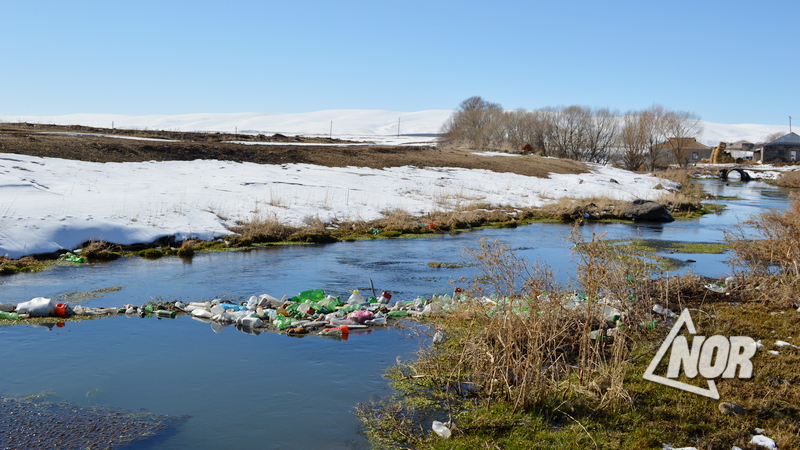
[1,288,686,341]
[0,289,464,338]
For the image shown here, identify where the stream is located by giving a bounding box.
[0,179,793,449]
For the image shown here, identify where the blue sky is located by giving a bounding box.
[2,0,797,124]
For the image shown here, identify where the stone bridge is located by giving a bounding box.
[718,167,752,182]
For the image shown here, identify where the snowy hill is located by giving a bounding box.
[0,110,790,145]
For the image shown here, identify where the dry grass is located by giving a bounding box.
[230,215,295,244]
[404,231,654,414]
[654,191,701,213]
[725,195,800,308]
[773,170,800,188]
[652,168,693,187]
[536,196,625,221]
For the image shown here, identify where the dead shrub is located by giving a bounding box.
[773,170,800,188]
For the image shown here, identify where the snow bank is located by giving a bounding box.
[0,153,677,259]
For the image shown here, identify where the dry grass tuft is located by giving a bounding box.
[773,170,800,188]
[536,196,624,221]
[230,216,295,243]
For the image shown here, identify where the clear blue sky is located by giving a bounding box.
[2,0,797,124]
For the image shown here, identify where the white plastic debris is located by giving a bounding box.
[767,350,780,355]
[432,420,451,438]
[749,434,776,449]
[653,304,678,318]
[774,340,799,349]
[704,283,727,293]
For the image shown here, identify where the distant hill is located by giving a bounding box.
[0,110,790,146]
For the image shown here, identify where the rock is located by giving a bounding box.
[718,401,745,415]
[623,199,674,222]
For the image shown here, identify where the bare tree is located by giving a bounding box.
[642,105,671,170]
[550,105,591,160]
[619,110,650,171]
[439,96,505,149]
[584,107,619,164]
[662,110,704,167]
[502,109,555,154]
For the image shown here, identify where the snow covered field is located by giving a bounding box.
[1,109,791,146]
[0,152,677,260]
[0,109,791,259]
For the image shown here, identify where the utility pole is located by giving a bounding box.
[330,120,333,139]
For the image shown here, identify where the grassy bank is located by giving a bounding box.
[355,199,800,449]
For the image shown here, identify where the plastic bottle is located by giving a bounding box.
[364,316,386,326]
[154,310,177,318]
[319,325,349,336]
[292,289,325,302]
[387,310,409,317]
[378,291,392,304]
[246,296,259,310]
[652,304,677,318]
[347,290,364,305]
[191,309,214,319]
[263,308,278,321]
[0,311,20,320]
[237,316,263,328]
[432,421,451,438]
[273,315,293,329]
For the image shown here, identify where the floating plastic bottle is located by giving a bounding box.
[273,315,293,330]
[319,325,349,336]
[0,311,20,320]
[236,316,263,328]
[154,310,177,318]
[292,289,325,302]
[364,316,386,326]
[191,309,214,319]
[347,290,364,305]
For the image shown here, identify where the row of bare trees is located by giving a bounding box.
[439,97,703,169]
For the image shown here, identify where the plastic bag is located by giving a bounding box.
[16,297,55,317]
[347,310,375,324]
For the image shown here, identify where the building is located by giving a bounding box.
[760,132,800,163]
[652,137,712,166]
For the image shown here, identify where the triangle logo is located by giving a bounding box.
[642,308,720,399]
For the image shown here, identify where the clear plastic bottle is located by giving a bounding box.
[347,290,364,305]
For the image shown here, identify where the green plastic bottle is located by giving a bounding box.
[291,289,325,302]
[0,311,20,320]
[387,310,409,317]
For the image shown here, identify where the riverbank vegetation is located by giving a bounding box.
[356,199,800,449]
